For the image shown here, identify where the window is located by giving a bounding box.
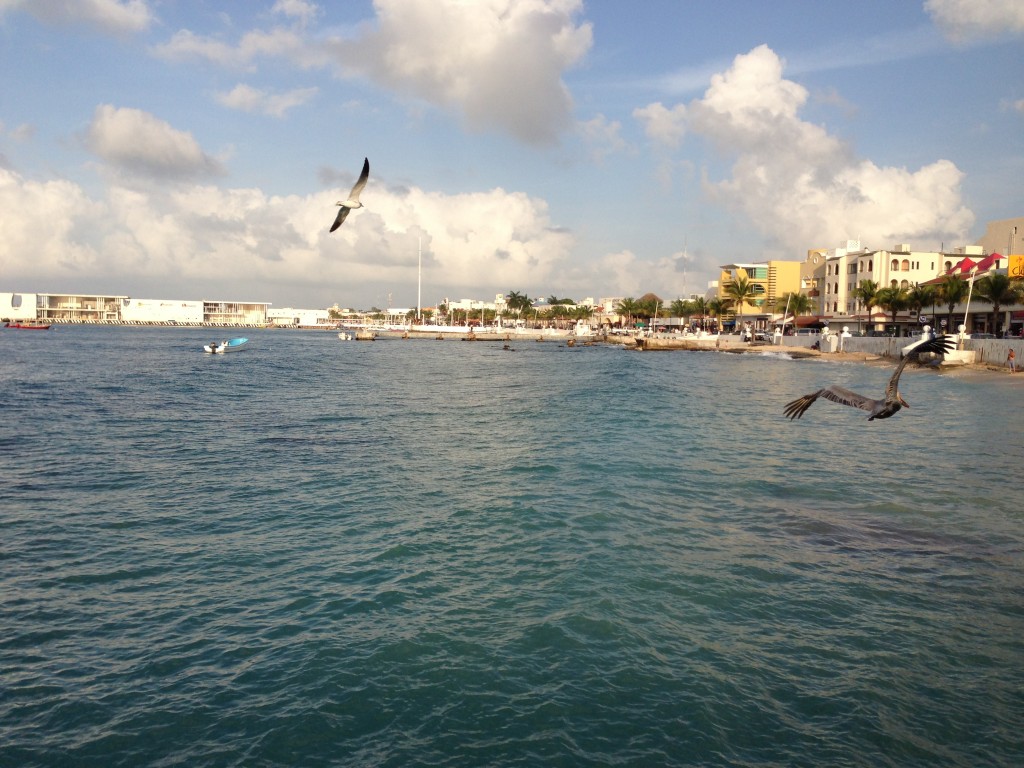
[891,259,899,271]
[902,259,910,271]
[868,260,873,271]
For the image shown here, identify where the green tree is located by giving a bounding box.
[616,297,639,328]
[853,280,879,334]
[907,283,939,329]
[974,273,1024,336]
[938,275,969,332]
[875,285,909,331]
[669,298,688,319]
[774,292,813,316]
[707,297,728,332]
[724,276,756,333]
[690,296,709,330]
[505,291,532,321]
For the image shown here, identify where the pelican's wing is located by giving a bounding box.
[785,384,877,419]
[784,390,821,419]
[886,334,952,398]
[348,157,370,201]
[330,206,351,232]
[906,334,955,361]
[819,384,877,413]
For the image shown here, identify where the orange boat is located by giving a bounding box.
[5,321,51,330]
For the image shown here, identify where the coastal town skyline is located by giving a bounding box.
[1,1,1022,309]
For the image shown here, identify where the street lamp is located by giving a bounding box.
[962,264,979,339]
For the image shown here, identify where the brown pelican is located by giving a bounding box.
[784,335,954,421]
[329,157,369,232]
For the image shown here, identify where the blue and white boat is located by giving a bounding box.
[204,337,248,354]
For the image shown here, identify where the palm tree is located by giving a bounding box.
[875,285,909,332]
[707,297,728,333]
[669,298,688,320]
[907,283,939,330]
[506,290,532,323]
[615,297,639,329]
[724,275,756,334]
[938,275,969,332]
[774,292,812,333]
[974,273,1024,336]
[853,280,879,334]
[774,292,813,315]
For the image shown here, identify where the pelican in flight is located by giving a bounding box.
[783,335,954,421]
[330,157,370,232]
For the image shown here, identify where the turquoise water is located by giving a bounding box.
[2,326,1022,767]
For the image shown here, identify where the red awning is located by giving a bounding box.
[795,315,828,328]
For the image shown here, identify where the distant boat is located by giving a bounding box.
[338,331,354,340]
[204,337,248,354]
[5,321,51,330]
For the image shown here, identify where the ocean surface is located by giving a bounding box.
[2,326,1022,767]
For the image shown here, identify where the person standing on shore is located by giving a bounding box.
[1008,348,1016,373]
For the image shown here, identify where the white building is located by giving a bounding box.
[122,298,204,324]
[267,307,331,327]
[818,241,946,317]
[1,292,39,321]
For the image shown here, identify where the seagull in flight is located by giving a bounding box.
[783,335,954,421]
[330,157,369,232]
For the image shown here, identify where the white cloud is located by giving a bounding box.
[271,0,319,26]
[83,105,225,179]
[0,169,106,277]
[577,114,629,162]
[635,45,975,253]
[0,165,573,305]
[0,0,153,35]
[633,102,687,148]
[215,84,318,117]
[150,0,592,144]
[326,0,593,145]
[152,27,321,71]
[925,0,1024,43]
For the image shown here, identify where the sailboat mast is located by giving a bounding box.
[417,238,422,322]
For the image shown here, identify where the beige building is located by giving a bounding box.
[975,216,1024,257]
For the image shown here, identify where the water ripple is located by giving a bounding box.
[1,328,1022,767]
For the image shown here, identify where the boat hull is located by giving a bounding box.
[204,337,248,353]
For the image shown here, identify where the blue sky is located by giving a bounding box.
[1,0,1021,310]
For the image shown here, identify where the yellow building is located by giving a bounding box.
[717,260,802,324]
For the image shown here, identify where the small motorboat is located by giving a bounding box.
[6,321,51,330]
[204,337,248,354]
[338,331,353,340]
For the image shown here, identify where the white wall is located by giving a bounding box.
[267,308,329,326]
[121,298,204,324]
[0,292,38,320]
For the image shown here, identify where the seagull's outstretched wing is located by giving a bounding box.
[784,384,875,420]
[330,206,351,232]
[348,157,370,202]
[329,158,370,232]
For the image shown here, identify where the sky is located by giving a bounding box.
[1,0,1022,311]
